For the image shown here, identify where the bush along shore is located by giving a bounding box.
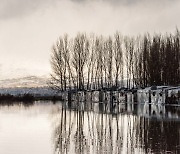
[0,94,64,102]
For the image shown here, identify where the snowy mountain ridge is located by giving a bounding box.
[0,76,49,88]
[0,76,60,97]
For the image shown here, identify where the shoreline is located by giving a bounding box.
[0,94,64,102]
[0,86,179,104]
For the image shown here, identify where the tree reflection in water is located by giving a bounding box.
[52,101,180,154]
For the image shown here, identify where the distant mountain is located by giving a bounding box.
[0,76,49,88]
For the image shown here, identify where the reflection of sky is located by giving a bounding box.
[0,102,179,154]
[0,0,180,79]
[0,103,56,154]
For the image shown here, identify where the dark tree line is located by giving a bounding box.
[50,31,180,91]
[135,31,180,87]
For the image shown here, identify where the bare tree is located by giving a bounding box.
[50,38,65,91]
[72,33,89,90]
[113,32,123,88]
[124,36,135,89]
[105,37,113,88]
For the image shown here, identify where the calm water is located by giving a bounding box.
[0,101,179,154]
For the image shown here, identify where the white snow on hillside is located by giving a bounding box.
[0,76,61,96]
[0,76,49,88]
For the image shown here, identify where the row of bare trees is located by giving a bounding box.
[50,31,180,91]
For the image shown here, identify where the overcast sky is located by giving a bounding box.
[0,0,180,79]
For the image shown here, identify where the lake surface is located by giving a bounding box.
[0,101,179,154]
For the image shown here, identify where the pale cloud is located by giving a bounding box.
[0,0,178,20]
[0,0,51,19]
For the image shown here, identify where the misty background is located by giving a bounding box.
[0,0,180,79]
